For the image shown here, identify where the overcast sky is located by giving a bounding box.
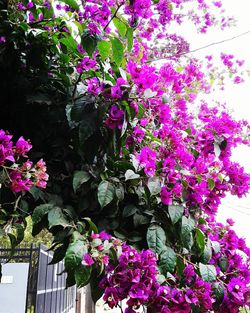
[184,0,250,243]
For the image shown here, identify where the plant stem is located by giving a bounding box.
[103,4,123,32]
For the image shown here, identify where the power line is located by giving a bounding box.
[148,30,250,63]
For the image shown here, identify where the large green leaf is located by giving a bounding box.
[75,265,92,287]
[49,244,68,265]
[115,183,125,201]
[147,177,161,195]
[65,240,88,270]
[146,225,166,255]
[73,171,91,192]
[83,218,98,234]
[48,207,69,228]
[159,246,177,274]
[219,256,228,272]
[125,169,140,181]
[126,27,133,52]
[133,213,149,227]
[199,263,216,282]
[90,270,104,303]
[113,17,127,37]
[15,224,25,245]
[78,113,97,147]
[123,204,137,218]
[111,38,124,66]
[176,256,185,277]
[97,40,112,61]
[181,216,195,250]
[32,204,54,225]
[168,204,184,224]
[213,282,224,304]
[201,239,212,263]
[195,228,205,252]
[60,36,78,54]
[97,181,115,208]
[81,33,98,56]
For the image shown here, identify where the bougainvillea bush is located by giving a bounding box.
[1,0,250,312]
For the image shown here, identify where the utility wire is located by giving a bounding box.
[148,30,250,63]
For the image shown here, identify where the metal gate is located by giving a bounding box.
[0,244,76,313]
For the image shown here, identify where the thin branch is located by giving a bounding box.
[72,74,82,99]
[118,302,124,313]
[103,4,123,32]
[148,30,250,63]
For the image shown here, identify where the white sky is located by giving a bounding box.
[183,0,250,243]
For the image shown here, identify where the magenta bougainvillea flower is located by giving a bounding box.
[0,130,48,193]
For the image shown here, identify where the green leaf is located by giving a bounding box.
[60,0,79,10]
[199,263,216,282]
[48,207,69,228]
[168,204,184,224]
[181,216,195,250]
[219,256,228,272]
[97,181,115,208]
[111,38,124,66]
[15,224,24,245]
[115,183,125,201]
[49,244,68,265]
[97,40,112,61]
[176,257,185,277]
[32,204,54,225]
[90,270,104,303]
[113,17,127,37]
[79,113,97,147]
[213,282,224,304]
[137,103,145,119]
[159,247,177,274]
[133,213,149,227]
[202,239,212,264]
[83,218,98,234]
[127,232,143,242]
[75,265,92,288]
[208,178,215,190]
[125,169,140,181]
[211,240,220,254]
[146,225,166,255]
[123,204,137,218]
[81,34,98,56]
[8,233,17,249]
[65,240,88,270]
[126,27,133,52]
[195,228,205,252]
[66,271,76,287]
[73,171,91,192]
[147,177,161,195]
[114,160,135,171]
[60,37,78,53]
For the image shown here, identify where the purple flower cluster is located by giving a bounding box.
[100,244,159,310]
[207,220,250,312]
[82,231,122,269]
[0,130,48,193]
[98,243,219,313]
[105,105,124,130]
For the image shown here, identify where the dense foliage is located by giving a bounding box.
[1,0,250,312]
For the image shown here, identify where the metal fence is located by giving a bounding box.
[0,244,76,313]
